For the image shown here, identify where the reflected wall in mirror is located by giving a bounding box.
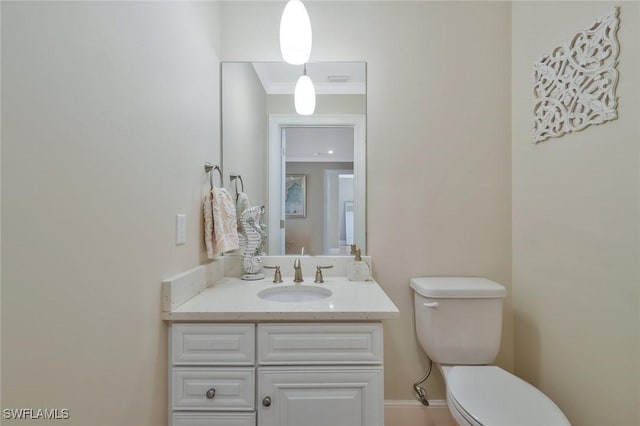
[222,62,366,256]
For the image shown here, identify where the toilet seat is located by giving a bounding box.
[445,366,570,426]
[447,388,483,426]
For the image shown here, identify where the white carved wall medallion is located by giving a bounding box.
[533,7,620,143]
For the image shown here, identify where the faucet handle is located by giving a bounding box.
[314,265,334,283]
[263,265,283,283]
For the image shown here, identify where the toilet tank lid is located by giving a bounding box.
[410,277,506,298]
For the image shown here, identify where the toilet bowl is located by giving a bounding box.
[410,277,570,426]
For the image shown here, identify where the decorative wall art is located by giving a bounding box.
[533,7,620,143]
[285,174,306,218]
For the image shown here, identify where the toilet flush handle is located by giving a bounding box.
[423,301,439,308]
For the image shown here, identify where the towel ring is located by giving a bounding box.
[230,173,244,198]
[204,162,223,189]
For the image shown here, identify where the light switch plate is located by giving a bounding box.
[176,214,186,245]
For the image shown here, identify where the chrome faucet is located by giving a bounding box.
[293,258,303,283]
[293,247,304,283]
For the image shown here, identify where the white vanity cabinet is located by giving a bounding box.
[168,322,384,426]
[169,324,256,426]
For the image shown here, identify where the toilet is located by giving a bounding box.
[410,277,570,426]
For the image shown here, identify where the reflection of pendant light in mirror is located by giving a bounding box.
[295,64,315,116]
[279,0,312,65]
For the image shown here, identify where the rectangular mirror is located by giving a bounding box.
[222,62,366,256]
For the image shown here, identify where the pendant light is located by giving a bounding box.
[279,0,312,65]
[294,64,315,116]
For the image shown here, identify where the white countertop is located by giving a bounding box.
[162,276,399,321]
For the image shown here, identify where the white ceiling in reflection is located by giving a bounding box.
[284,127,355,163]
[252,62,366,95]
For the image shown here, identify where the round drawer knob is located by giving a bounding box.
[205,388,216,399]
[262,396,272,407]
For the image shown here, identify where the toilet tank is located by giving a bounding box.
[410,277,506,365]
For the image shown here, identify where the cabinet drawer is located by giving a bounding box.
[258,323,383,365]
[172,412,255,426]
[171,324,255,365]
[172,368,255,411]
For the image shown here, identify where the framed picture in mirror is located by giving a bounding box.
[285,174,306,218]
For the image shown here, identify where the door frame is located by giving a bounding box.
[324,169,355,255]
[267,114,366,255]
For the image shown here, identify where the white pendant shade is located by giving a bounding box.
[294,75,316,116]
[279,0,312,65]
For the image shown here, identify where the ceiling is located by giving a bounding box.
[284,127,355,163]
[252,62,366,95]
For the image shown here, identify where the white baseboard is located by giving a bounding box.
[384,400,455,426]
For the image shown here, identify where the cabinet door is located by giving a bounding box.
[258,366,383,426]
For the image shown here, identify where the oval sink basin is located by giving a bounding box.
[258,285,332,303]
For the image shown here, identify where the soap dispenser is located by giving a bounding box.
[346,249,370,281]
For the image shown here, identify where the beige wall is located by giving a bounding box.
[512,3,640,425]
[222,62,268,207]
[1,2,221,425]
[221,1,513,400]
[0,1,3,411]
